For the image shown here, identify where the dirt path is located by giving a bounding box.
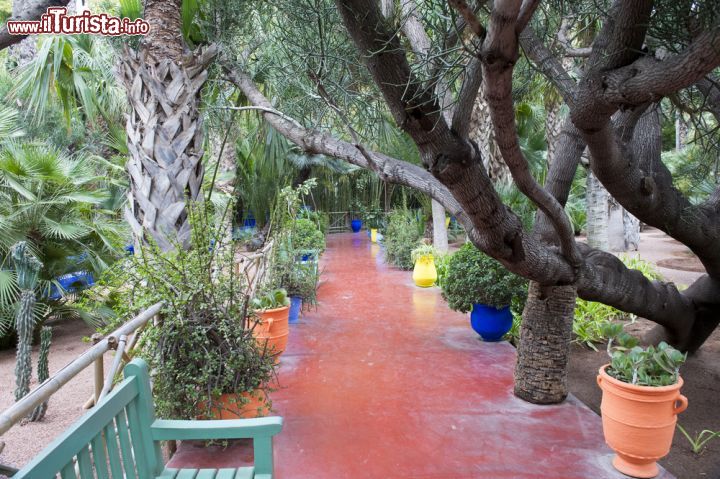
[0,319,113,472]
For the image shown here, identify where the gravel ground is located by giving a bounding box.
[0,319,112,473]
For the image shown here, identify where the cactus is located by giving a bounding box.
[28,326,52,421]
[11,242,42,403]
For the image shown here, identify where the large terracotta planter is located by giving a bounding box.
[412,254,437,288]
[597,365,688,478]
[200,390,269,419]
[253,305,290,362]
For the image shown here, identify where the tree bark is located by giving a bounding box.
[514,282,576,404]
[585,170,609,251]
[120,0,217,251]
[469,83,510,184]
[431,199,448,253]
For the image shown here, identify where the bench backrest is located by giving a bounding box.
[14,360,163,478]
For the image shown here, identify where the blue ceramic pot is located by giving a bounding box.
[289,296,302,324]
[351,219,362,233]
[470,303,512,342]
[243,213,256,228]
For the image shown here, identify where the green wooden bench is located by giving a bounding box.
[13,359,283,479]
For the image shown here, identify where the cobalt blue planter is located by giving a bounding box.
[289,296,302,324]
[124,244,135,255]
[470,303,512,342]
[351,219,362,232]
[48,271,95,300]
[243,213,256,228]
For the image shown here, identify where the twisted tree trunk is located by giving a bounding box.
[514,282,576,404]
[120,0,216,251]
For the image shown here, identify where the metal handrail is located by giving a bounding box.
[0,301,164,436]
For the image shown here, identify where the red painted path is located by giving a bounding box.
[170,233,673,478]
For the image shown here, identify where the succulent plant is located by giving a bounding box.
[602,323,686,386]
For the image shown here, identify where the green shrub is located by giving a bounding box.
[433,252,451,288]
[297,208,329,234]
[441,243,527,313]
[292,218,325,252]
[383,209,422,270]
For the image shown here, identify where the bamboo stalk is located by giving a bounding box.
[97,335,128,403]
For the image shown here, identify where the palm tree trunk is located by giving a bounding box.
[514,282,576,404]
[120,0,217,251]
[585,169,610,251]
[469,83,510,184]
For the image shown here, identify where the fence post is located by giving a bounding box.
[91,333,104,406]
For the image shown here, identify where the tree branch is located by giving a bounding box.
[224,60,718,351]
[518,27,576,106]
[448,0,487,41]
[0,0,71,51]
[481,0,581,265]
[557,17,592,58]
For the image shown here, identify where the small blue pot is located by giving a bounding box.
[289,296,302,324]
[243,213,256,228]
[351,219,362,233]
[470,303,512,342]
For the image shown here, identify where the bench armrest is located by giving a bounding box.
[150,416,283,441]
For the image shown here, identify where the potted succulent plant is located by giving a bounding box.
[250,288,291,361]
[411,243,438,288]
[441,243,527,341]
[597,324,688,478]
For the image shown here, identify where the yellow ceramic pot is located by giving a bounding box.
[445,216,451,228]
[413,254,437,288]
[370,228,378,243]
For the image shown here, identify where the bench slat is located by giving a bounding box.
[60,461,77,479]
[176,469,199,479]
[104,422,125,478]
[77,446,94,479]
[12,378,139,479]
[156,468,179,478]
[90,431,110,479]
[234,467,256,479]
[126,399,152,477]
[115,408,138,479]
[195,469,218,479]
[215,468,241,479]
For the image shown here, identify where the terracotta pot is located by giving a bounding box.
[253,305,290,362]
[597,365,688,478]
[199,390,269,419]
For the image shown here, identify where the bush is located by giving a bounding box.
[383,209,422,270]
[441,243,528,313]
[292,218,325,252]
[297,208,329,234]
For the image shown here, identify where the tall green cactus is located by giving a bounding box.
[28,326,52,421]
[11,242,42,403]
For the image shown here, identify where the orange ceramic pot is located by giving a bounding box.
[597,365,688,478]
[199,390,269,419]
[253,305,290,362]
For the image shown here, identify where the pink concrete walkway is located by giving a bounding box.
[170,233,673,478]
